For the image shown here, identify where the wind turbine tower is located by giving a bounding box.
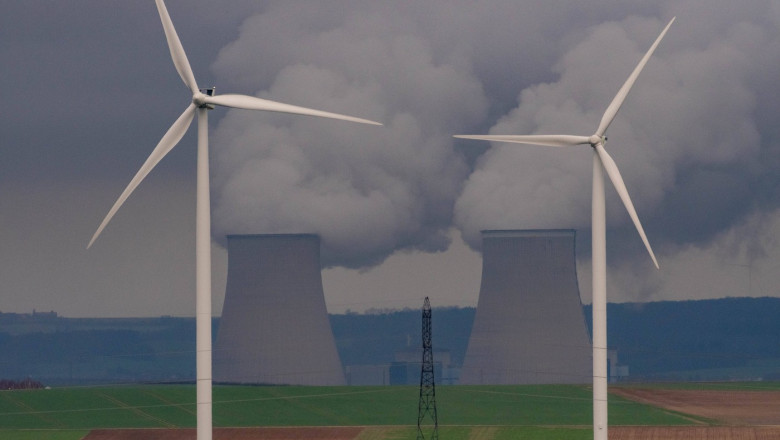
[455,18,674,440]
[87,2,380,439]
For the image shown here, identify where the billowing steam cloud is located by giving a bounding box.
[456,12,767,245]
[209,0,780,296]
[210,1,488,267]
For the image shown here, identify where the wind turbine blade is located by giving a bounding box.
[594,144,659,268]
[203,94,382,126]
[87,104,197,248]
[595,17,675,137]
[155,0,198,94]
[453,134,591,147]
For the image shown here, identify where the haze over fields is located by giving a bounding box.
[2,297,779,385]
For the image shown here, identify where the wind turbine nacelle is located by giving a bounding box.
[197,87,216,109]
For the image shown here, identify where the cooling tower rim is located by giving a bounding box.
[481,229,575,238]
[226,233,320,240]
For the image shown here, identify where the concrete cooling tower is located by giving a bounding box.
[213,234,345,385]
[459,230,592,384]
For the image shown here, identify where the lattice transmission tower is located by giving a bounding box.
[417,297,439,440]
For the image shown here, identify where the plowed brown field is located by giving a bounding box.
[610,426,780,439]
[611,387,780,439]
[612,388,780,425]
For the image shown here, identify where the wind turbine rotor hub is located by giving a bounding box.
[589,134,606,146]
[193,91,214,110]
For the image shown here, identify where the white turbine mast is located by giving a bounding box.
[87,1,381,439]
[455,17,674,440]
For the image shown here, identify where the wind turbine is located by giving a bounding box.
[455,17,674,440]
[87,1,380,439]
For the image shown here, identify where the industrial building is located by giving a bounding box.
[213,234,345,385]
[459,230,592,384]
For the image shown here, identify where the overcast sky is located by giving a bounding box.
[1,0,778,317]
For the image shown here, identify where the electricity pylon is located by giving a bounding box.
[417,297,438,440]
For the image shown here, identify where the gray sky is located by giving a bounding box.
[1,0,778,317]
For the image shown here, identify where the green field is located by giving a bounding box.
[0,383,713,439]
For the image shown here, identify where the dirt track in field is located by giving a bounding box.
[612,387,780,425]
[82,425,780,439]
[83,427,364,440]
[83,426,780,440]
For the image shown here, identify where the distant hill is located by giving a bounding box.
[586,297,780,381]
[0,314,207,385]
[1,297,778,385]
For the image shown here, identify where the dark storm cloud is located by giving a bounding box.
[0,1,263,316]
[0,1,268,183]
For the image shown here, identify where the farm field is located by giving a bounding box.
[1,383,778,439]
[612,385,780,425]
